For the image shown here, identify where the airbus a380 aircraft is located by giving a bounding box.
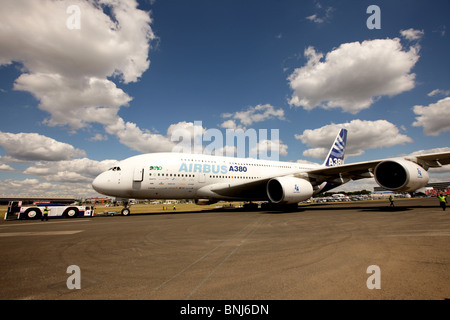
[92,129,450,215]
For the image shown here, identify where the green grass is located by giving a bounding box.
[93,203,222,215]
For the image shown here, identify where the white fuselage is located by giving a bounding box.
[92,152,321,201]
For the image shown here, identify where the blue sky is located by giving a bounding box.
[0,0,449,196]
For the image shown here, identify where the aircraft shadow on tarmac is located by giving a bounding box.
[97,199,439,217]
[224,203,438,214]
[99,202,441,217]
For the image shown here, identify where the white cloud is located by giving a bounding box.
[5,157,118,197]
[0,131,86,161]
[296,159,321,166]
[24,158,117,183]
[250,139,288,158]
[0,0,157,151]
[0,178,99,197]
[211,145,237,157]
[400,28,424,41]
[412,97,450,136]
[0,163,14,171]
[288,38,419,113]
[409,147,450,156]
[167,121,208,154]
[295,120,413,160]
[103,120,211,154]
[306,14,324,24]
[306,2,334,24]
[89,133,108,141]
[0,0,154,83]
[428,89,450,97]
[167,121,206,140]
[0,179,42,195]
[13,74,131,130]
[220,104,285,129]
[105,118,175,153]
[0,130,116,196]
[220,120,238,130]
[0,130,117,196]
[433,25,447,37]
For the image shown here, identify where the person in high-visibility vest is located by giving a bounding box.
[42,206,49,221]
[437,193,447,211]
[389,195,394,207]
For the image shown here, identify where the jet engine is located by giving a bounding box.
[195,199,218,205]
[374,159,429,192]
[267,177,314,204]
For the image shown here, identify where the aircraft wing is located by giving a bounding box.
[405,152,450,167]
[305,151,450,185]
[305,160,379,183]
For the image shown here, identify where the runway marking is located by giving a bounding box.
[0,219,91,228]
[150,216,267,298]
[0,230,84,237]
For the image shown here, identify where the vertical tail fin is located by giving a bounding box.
[323,129,347,167]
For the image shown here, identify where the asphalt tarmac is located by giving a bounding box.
[1,197,449,300]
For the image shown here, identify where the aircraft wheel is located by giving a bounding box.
[121,208,131,216]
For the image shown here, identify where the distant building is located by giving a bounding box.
[86,197,111,204]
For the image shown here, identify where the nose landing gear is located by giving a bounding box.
[121,200,131,216]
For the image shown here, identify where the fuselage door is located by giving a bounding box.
[133,168,144,182]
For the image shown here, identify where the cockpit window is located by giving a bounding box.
[109,166,121,171]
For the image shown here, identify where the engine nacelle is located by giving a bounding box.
[267,177,314,204]
[195,199,218,205]
[374,159,429,192]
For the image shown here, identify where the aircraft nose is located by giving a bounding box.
[92,172,108,194]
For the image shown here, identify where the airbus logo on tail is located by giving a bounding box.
[324,129,347,167]
[328,158,344,167]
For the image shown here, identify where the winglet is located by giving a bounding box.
[323,129,347,167]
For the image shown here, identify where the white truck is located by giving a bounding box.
[4,201,94,220]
